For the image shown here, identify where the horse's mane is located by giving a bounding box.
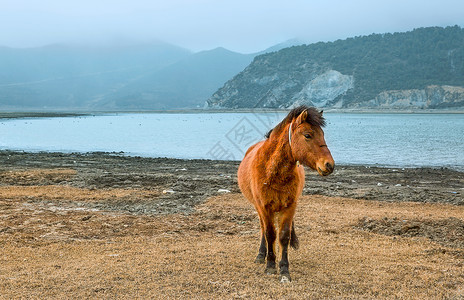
[265,105,325,139]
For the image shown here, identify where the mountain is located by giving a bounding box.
[0,40,294,110]
[0,42,192,110]
[105,47,254,109]
[207,26,464,110]
[257,38,305,54]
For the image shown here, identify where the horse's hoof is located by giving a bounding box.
[265,267,277,275]
[254,256,265,264]
[279,274,291,283]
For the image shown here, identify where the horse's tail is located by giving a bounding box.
[290,222,299,250]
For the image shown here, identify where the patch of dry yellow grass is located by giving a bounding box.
[1,192,463,299]
[0,168,77,184]
[0,185,158,202]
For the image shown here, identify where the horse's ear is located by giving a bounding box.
[296,109,308,125]
[320,110,324,116]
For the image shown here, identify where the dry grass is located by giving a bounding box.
[0,168,77,185]
[1,173,464,299]
[0,185,159,202]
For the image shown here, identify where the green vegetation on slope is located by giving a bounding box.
[209,26,464,108]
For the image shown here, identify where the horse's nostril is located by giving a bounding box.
[325,162,334,172]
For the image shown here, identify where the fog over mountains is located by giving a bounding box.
[0,40,300,110]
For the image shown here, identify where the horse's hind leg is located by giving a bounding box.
[290,222,299,250]
[254,218,267,264]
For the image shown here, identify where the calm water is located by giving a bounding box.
[0,112,463,169]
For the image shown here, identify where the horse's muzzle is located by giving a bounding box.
[318,162,334,176]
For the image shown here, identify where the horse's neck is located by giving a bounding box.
[261,128,297,181]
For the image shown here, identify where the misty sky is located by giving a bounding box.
[1,0,464,53]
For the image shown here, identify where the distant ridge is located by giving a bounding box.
[106,47,255,109]
[0,42,192,110]
[0,40,296,110]
[207,26,464,110]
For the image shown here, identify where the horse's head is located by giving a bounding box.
[289,108,334,176]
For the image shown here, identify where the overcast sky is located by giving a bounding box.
[1,0,463,53]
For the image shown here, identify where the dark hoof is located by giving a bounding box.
[254,255,265,264]
[265,267,277,275]
[290,237,299,250]
[279,274,291,283]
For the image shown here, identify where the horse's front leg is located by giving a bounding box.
[278,222,292,282]
[255,209,276,274]
[264,218,277,275]
[278,207,296,282]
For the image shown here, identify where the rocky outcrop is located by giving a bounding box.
[355,85,464,109]
[292,70,354,107]
[206,64,345,109]
[207,65,464,109]
[207,64,464,109]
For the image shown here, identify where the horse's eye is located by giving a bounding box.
[304,134,312,139]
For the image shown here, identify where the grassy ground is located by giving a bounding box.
[1,169,463,299]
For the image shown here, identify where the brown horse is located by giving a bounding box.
[237,105,334,283]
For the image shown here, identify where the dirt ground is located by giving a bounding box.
[0,151,463,299]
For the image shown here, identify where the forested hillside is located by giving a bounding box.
[207,26,464,109]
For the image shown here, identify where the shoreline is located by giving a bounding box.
[1,149,463,172]
[0,108,463,119]
[0,150,462,213]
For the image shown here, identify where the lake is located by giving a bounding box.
[0,112,463,169]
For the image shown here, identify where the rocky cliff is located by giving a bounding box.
[357,85,464,109]
[206,26,464,110]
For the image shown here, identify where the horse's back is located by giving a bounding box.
[237,141,264,201]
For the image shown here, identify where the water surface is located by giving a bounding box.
[0,112,462,169]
